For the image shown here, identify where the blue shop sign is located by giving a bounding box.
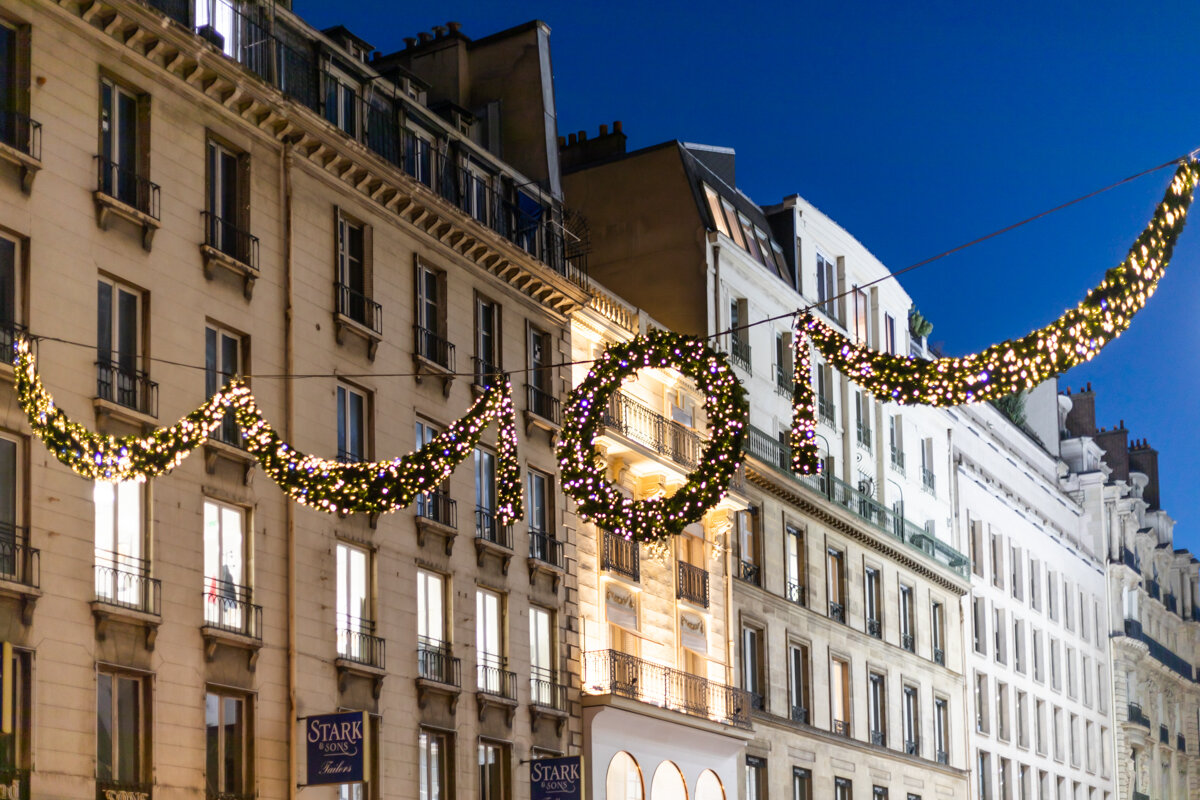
[304,710,369,786]
[531,755,583,800]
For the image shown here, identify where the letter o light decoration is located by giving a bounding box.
[556,330,748,543]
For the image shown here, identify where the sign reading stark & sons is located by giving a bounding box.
[304,710,370,786]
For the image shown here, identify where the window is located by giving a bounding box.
[903,685,919,755]
[475,447,503,545]
[414,420,451,524]
[935,697,949,763]
[415,261,450,368]
[931,601,946,664]
[788,642,811,723]
[464,161,492,224]
[998,758,1011,800]
[205,139,251,263]
[529,606,557,706]
[478,740,510,800]
[203,498,250,634]
[852,287,870,345]
[335,542,375,663]
[990,533,1004,589]
[417,570,453,684]
[404,126,434,185]
[0,20,32,156]
[97,277,150,413]
[884,313,897,355]
[336,211,376,331]
[205,689,251,798]
[1035,699,1047,754]
[324,69,359,138]
[1050,640,1061,690]
[1016,691,1029,748]
[816,253,837,319]
[978,751,992,800]
[94,480,148,610]
[729,298,750,367]
[997,682,1010,741]
[1029,559,1041,610]
[0,435,22,582]
[868,672,887,746]
[0,234,22,350]
[1053,707,1064,761]
[419,728,453,800]
[775,329,793,390]
[1033,629,1044,682]
[815,362,835,423]
[527,325,556,421]
[994,607,1007,664]
[865,566,882,637]
[745,757,766,800]
[474,296,501,388]
[1063,581,1073,631]
[975,672,989,733]
[735,508,760,584]
[970,520,984,578]
[1014,620,1026,673]
[1047,571,1058,620]
[476,589,506,694]
[785,525,806,604]
[97,669,150,791]
[874,787,889,800]
[831,657,851,736]
[527,470,556,564]
[336,383,367,462]
[742,625,765,709]
[0,646,31,784]
[99,77,149,210]
[205,325,243,446]
[899,584,915,652]
[974,597,987,655]
[703,184,731,237]
[920,438,935,493]
[855,391,872,449]
[793,768,811,800]
[835,776,853,800]
[889,415,904,471]
[1011,546,1024,600]
[827,547,846,623]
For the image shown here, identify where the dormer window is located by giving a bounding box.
[323,68,360,139]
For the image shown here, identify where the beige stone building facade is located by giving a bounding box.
[0,2,589,799]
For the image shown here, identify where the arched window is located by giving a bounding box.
[650,761,687,800]
[607,751,644,800]
[695,769,725,800]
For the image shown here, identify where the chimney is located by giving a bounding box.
[1062,383,1097,437]
[447,21,462,34]
[404,37,417,48]
[1129,439,1161,510]
[433,25,446,38]
[418,31,432,43]
[559,119,628,172]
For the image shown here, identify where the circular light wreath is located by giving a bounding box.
[556,329,748,543]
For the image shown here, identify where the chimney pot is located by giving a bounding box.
[419,32,432,43]
[404,36,417,48]
[557,135,566,147]
[1087,381,1092,391]
[433,25,446,38]
[578,130,587,142]
[448,21,462,33]
[614,120,623,132]
[599,124,608,136]
[568,133,577,145]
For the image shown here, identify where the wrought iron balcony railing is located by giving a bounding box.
[526,384,561,425]
[417,636,460,686]
[97,781,153,800]
[475,508,512,550]
[833,719,851,737]
[870,730,886,747]
[1160,724,1170,745]
[677,560,709,607]
[1127,702,1150,728]
[202,211,259,270]
[0,110,40,160]
[602,530,640,581]
[785,580,806,606]
[904,738,919,756]
[472,357,503,390]
[602,391,703,471]
[902,633,915,653]
[95,156,160,219]
[817,394,835,426]
[202,579,262,640]
[933,646,945,666]
[856,422,873,450]
[414,326,455,371]
[477,655,518,700]
[336,282,382,335]
[0,767,29,800]
[921,467,936,494]
[530,668,568,711]
[529,529,564,569]
[1122,618,1196,682]
[416,491,457,529]
[96,360,159,417]
[736,559,761,586]
[741,425,970,578]
[336,614,385,669]
[94,554,160,615]
[729,336,751,372]
[790,705,809,724]
[774,366,793,396]
[0,525,38,588]
[829,601,845,624]
[867,618,881,638]
[935,749,948,765]
[583,649,752,729]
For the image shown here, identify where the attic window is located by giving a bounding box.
[702,184,730,238]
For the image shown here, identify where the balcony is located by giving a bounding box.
[0,767,28,800]
[94,156,160,249]
[336,614,385,671]
[602,530,640,582]
[829,601,845,624]
[1127,702,1151,728]
[334,282,383,359]
[200,212,259,298]
[934,646,945,666]
[474,507,513,572]
[904,738,919,756]
[0,525,38,589]
[867,618,881,638]
[0,109,41,192]
[677,561,710,607]
[902,633,915,653]
[583,649,752,729]
[729,335,751,373]
[774,366,793,397]
[1179,733,1187,752]
[602,392,703,472]
[742,425,970,579]
[472,357,504,391]
[531,668,569,712]
[1122,618,1196,682]
[870,730,886,747]
[525,383,561,435]
[833,719,851,737]
[415,491,458,553]
[790,705,809,725]
[201,579,262,640]
[856,422,872,450]
[1160,724,1170,745]
[785,580,806,607]
[529,530,565,569]
[94,556,160,616]
[477,656,518,700]
[735,559,761,587]
[1117,547,1140,571]
[936,749,948,765]
[921,467,936,494]
[96,781,152,800]
[417,636,461,687]
[96,360,159,418]
[890,447,905,475]
[1146,578,1160,600]
[817,394,835,426]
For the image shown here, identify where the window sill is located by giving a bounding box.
[334,312,382,361]
[474,535,513,575]
[90,599,160,650]
[416,675,461,715]
[203,440,255,484]
[200,243,257,300]
[0,575,40,625]
[412,352,455,397]
[336,656,386,699]
[527,555,565,593]
[530,701,569,737]
[477,689,519,727]
[94,396,159,429]
[0,140,39,193]
[93,190,160,251]
[201,624,262,671]
[415,514,458,556]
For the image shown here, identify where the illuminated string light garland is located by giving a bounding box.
[556,330,748,543]
[14,340,523,522]
[789,159,1200,473]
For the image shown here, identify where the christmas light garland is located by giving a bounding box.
[556,329,748,543]
[789,159,1200,472]
[14,340,523,522]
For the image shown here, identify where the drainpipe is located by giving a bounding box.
[282,143,298,800]
[711,240,721,343]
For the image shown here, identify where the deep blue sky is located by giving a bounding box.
[299,0,1200,548]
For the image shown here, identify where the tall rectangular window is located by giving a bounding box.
[476,589,505,694]
[974,597,987,655]
[1011,545,1024,601]
[831,657,851,736]
[835,776,852,800]
[865,566,882,637]
[997,682,1010,741]
[527,470,556,563]
[868,672,887,746]
[97,670,149,790]
[977,751,992,800]
[785,525,806,604]
[527,325,554,416]
[336,212,374,329]
[93,481,146,609]
[793,768,811,800]
[789,642,811,723]
[827,547,846,623]
[478,740,510,800]
[474,297,501,388]
[205,689,250,798]
[0,21,31,155]
[203,499,250,633]
[990,533,1004,589]
[336,542,374,662]
[0,235,21,348]
[416,569,445,644]
[903,685,919,755]
[855,391,872,449]
[736,508,760,575]
[900,584,915,652]
[419,728,453,800]
[816,253,837,319]
[746,757,766,800]
[97,277,147,412]
[205,139,250,262]
[852,287,870,345]
[324,69,359,138]
[529,606,556,706]
[0,435,20,582]
[414,420,450,523]
[742,625,764,708]
[884,313,897,355]
[0,647,31,782]
[99,77,145,208]
[336,383,367,463]
[975,672,989,733]
[475,447,499,544]
[205,325,243,445]
[935,697,949,763]
[931,601,946,664]
[415,262,448,367]
[1016,691,1029,748]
